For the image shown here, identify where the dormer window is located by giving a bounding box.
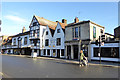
[57,29,60,33]
[46,31,48,35]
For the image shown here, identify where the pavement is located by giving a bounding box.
[2,54,120,68]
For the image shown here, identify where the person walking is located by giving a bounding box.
[79,50,84,67]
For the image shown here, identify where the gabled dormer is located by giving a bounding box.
[42,25,53,47]
[29,15,40,39]
[53,22,66,48]
[29,15,40,29]
[53,22,65,38]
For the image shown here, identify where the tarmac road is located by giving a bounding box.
[2,55,119,78]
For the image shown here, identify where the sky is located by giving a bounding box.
[1,2,118,36]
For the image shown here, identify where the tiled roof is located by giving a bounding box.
[58,22,67,29]
[12,31,30,37]
[34,15,67,30]
[2,36,13,45]
[35,15,57,30]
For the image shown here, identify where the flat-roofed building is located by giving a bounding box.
[114,26,120,40]
[105,33,114,41]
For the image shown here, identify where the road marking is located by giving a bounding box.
[0,72,3,75]
[2,72,11,78]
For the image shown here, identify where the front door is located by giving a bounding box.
[67,46,71,59]
[39,50,41,56]
[73,45,78,59]
[57,49,60,58]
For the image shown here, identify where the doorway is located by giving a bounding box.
[39,50,41,56]
[67,46,71,59]
[73,45,78,59]
[57,49,60,58]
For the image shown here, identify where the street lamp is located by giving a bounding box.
[33,33,39,56]
[79,39,82,65]
[17,36,22,55]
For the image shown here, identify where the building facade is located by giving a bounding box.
[65,17,105,60]
[88,41,120,62]
[11,29,31,55]
[88,26,120,62]
[105,33,114,41]
[1,36,12,54]
[2,27,31,55]
[114,26,120,40]
[0,35,9,53]
[29,15,66,58]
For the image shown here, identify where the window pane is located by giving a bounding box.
[46,31,48,35]
[75,27,78,38]
[14,38,16,45]
[61,49,64,56]
[94,47,119,58]
[45,39,49,46]
[47,49,50,55]
[72,28,74,38]
[57,29,60,33]
[24,37,27,45]
[79,26,80,37]
[56,38,61,46]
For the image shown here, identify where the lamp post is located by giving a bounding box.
[79,39,82,65]
[33,33,39,57]
[17,36,22,55]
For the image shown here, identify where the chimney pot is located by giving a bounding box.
[22,27,26,33]
[74,17,79,23]
[62,19,67,24]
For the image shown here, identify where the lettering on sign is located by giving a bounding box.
[104,43,118,46]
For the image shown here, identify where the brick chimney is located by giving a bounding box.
[22,27,26,33]
[74,17,79,23]
[62,19,67,24]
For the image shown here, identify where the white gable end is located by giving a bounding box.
[53,22,65,49]
[42,26,53,49]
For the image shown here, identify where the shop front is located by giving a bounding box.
[89,41,120,62]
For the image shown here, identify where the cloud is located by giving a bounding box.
[4,15,28,23]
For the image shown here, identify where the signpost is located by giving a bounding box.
[99,36,101,64]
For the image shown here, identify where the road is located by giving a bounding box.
[2,55,119,78]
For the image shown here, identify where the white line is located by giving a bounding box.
[0,72,3,75]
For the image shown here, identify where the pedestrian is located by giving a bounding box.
[79,50,85,67]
